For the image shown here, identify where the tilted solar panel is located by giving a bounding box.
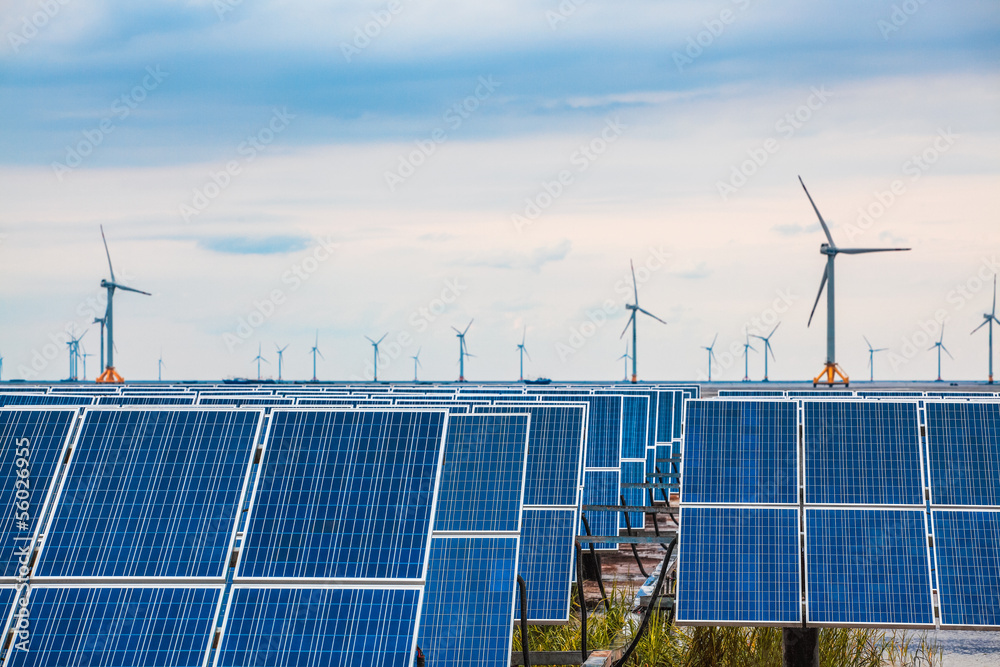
[676,507,800,625]
[216,586,420,666]
[804,401,923,506]
[36,409,262,579]
[931,509,1000,628]
[926,401,1000,507]
[682,400,797,505]
[540,394,620,469]
[5,586,220,667]
[96,395,197,405]
[239,409,446,580]
[0,394,93,407]
[620,395,648,460]
[805,508,933,627]
[581,470,619,550]
[619,461,646,529]
[515,509,576,622]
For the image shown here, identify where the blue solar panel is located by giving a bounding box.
[717,390,786,397]
[0,394,93,406]
[805,508,933,626]
[620,461,646,529]
[682,400,797,504]
[0,409,76,579]
[789,390,854,397]
[197,397,294,406]
[418,536,518,666]
[239,410,445,580]
[515,509,576,622]
[621,396,647,459]
[433,414,528,533]
[856,391,924,398]
[216,586,420,666]
[475,404,586,507]
[677,507,800,624]
[37,409,261,579]
[804,401,923,505]
[932,509,1000,628]
[926,402,1000,507]
[96,395,197,405]
[5,586,219,666]
[581,470,618,549]
[541,395,620,468]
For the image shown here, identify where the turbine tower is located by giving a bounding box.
[366,334,387,382]
[309,331,323,382]
[971,275,999,384]
[620,260,667,383]
[81,348,93,380]
[0,354,3,381]
[517,327,530,381]
[751,322,780,382]
[800,177,910,387]
[158,350,165,382]
[252,343,268,381]
[93,312,107,372]
[275,344,288,381]
[452,320,473,382]
[863,336,889,382]
[96,226,151,383]
[618,342,631,382]
[741,333,757,382]
[66,330,86,381]
[929,325,952,383]
[412,347,422,382]
[702,334,719,382]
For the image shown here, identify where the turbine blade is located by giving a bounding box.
[637,307,667,325]
[114,283,151,296]
[100,225,116,283]
[798,176,835,246]
[807,264,829,327]
[769,321,781,338]
[462,319,473,335]
[365,336,375,344]
[769,343,776,361]
[972,319,988,334]
[630,259,638,304]
[837,247,911,254]
[620,311,635,339]
[993,275,997,316]
[377,333,387,345]
[317,349,324,359]
[524,347,531,361]
[864,335,873,350]
[943,345,953,359]
[451,326,461,335]
[711,333,718,348]
[521,326,526,346]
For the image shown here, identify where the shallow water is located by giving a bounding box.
[933,631,1000,666]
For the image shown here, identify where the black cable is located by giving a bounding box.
[647,488,669,551]
[574,541,588,662]
[580,513,611,611]
[654,466,679,526]
[610,536,677,667]
[517,575,530,667]
[620,494,649,578]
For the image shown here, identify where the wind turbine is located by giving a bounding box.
[309,331,323,382]
[929,325,953,383]
[971,275,999,384]
[412,347,422,382]
[517,327,531,381]
[81,348,93,380]
[96,226,151,383]
[252,343,268,381]
[800,177,910,386]
[93,312,107,372]
[452,320,473,382]
[275,344,288,382]
[0,353,4,381]
[618,342,631,382]
[366,334,387,381]
[751,322,780,382]
[620,260,667,383]
[863,336,889,382]
[741,333,757,382]
[702,334,719,382]
[158,350,165,382]
[66,330,86,381]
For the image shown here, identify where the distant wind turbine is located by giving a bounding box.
[452,320,473,382]
[309,331,323,382]
[971,275,999,384]
[620,260,667,383]
[275,344,289,381]
[741,333,757,382]
[800,177,910,386]
[618,342,631,382]
[158,349,165,382]
[412,347,422,382]
[96,225,151,383]
[252,343,268,381]
[517,327,530,381]
[702,334,719,382]
[366,334,387,381]
[751,322,780,382]
[929,325,953,383]
[0,353,5,381]
[66,330,86,381]
[863,336,889,382]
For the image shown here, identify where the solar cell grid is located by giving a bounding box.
[0,394,94,407]
[581,470,618,549]
[620,395,648,459]
[932,509,1000,628]
[514,509,576,622]
[926,401,1000,507]
[540,394,621,468]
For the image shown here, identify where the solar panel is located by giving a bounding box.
[676,507,800,625]
[96,394,197,405]
[788,390,854,397]
[433,414,529,533]
[620,395,648,459]
[216,586,421,666]
[540,394,620,468]
[717,390,786,397]
[926,401,1000,507]
[238,409,446,580]
[803,401,923,506]
[0,408,77,579]
[856,391,924,398]
[931,509,1000,628]
[581,470,618,549]
[515,508,576,622]
[197,397,294,406]
[681,400,798,504]
[619,461,646,529]
[418,536,518,666]
[36,409,262,579]
[0,394,94,407]
[805,508,933,627]
[6,586,220,666]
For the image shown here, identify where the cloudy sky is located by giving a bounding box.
[1,0,998,383]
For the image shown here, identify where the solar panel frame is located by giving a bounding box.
[930,508,1000,629]
[514,508,577,623]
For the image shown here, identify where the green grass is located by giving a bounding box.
[513,585,943,667]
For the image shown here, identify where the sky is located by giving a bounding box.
[1,0,998,383]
